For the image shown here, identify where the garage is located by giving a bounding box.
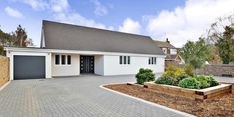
[14,55,45,80]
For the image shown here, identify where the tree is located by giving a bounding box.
[14,25,28,47]
[208,45,222,64]
[0,45,4,55]
[180,38,212,69]
[208,15,234,64]
[215,26,234,64]
[0,25,33,55]
[1,27,13,55]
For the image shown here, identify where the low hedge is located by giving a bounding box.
[155,76,175,85]
[178,75,219,89]
[196,75,219,89]
[135,68,155,84]
[175,74,189,85]
[178,77,200,89]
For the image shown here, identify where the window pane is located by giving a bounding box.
[128,56,130,64]
[55,55,60,65]
[148,57,151,64]
[154,57,157,64]
[67,55,71,65]
[124,56,126,64]
[61,55,66,65]
[152,57,154,64]
[120,56,122,64]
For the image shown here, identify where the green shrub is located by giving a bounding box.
[184,64,195,77]
[206,76,219,87]
[196,75,210,89]
[178,77,200,89]
[162,64,185,79]
[135,68,156,84]
[196,75,219,88]
[155,76,175,85]
[175,74,189,85]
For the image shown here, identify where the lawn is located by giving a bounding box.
[104,84,234,117]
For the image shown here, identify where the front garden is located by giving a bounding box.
[104,65,234,117]
[136,65,220,90]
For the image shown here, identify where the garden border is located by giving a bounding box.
[144,82,232,100]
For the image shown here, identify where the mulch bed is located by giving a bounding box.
[104,84,234,117]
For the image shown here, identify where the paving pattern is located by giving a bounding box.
[0,75,191,117]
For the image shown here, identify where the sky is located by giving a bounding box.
[0,0,234,47]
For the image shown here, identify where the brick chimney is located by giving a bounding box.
[166,38,170,43]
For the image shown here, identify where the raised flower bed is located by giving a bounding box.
[134,65,232,100]
[144,82,232,100]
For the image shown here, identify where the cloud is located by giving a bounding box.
[49,0,112,30]
[54,12,114,30]
[13,0,112,30]
[4,6,23,18]
[50,0,69,13]
[91,0,108,16]
[17,0,49,10]
[146,0,234,47]
[119,18,141,34]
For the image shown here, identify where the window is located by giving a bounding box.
[67,55,71,65]
[128,56,130,64]
[119,56,130,65]
[119,56,122,64]
[124,56,127,64]
[55,55,60,65]
[61,55,66,65]
[149,57,157,65]
[55,54,71,65]
[162,48,167,54]
[170,49,177,55]
[154,57,157,64]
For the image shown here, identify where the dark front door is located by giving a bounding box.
[80,56,94,73]
[14,55,45,80]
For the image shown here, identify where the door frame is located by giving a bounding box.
[9,52,52,80]
[13,55,46,80]
[80,55,95,74]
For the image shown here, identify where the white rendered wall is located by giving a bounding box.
[103,55,165,76]
[7,51,52,80]
[94,55,104,75]
[51,54,80,77]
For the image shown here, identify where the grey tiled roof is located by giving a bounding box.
[165,54,177,60]
[154,41,176,49]
[42,20,164,55]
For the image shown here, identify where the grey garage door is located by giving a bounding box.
[14,55,45,80]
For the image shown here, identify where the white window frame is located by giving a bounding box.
[119,56,131,65]
[55,54,72,66]
[162,48,167,54]
[170,49,177,55]
[148,57,157,65]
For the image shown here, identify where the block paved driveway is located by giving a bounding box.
[0,75,190,117]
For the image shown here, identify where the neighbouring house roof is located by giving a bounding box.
[165,54,177,60]
[154,40,176,49]
[42,20,164,55]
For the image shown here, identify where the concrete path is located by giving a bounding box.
[0,75,192,117]
[214,76,234,83]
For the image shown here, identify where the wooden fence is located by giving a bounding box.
[166,61,234,77]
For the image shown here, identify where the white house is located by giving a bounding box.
[5,20,165,80]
